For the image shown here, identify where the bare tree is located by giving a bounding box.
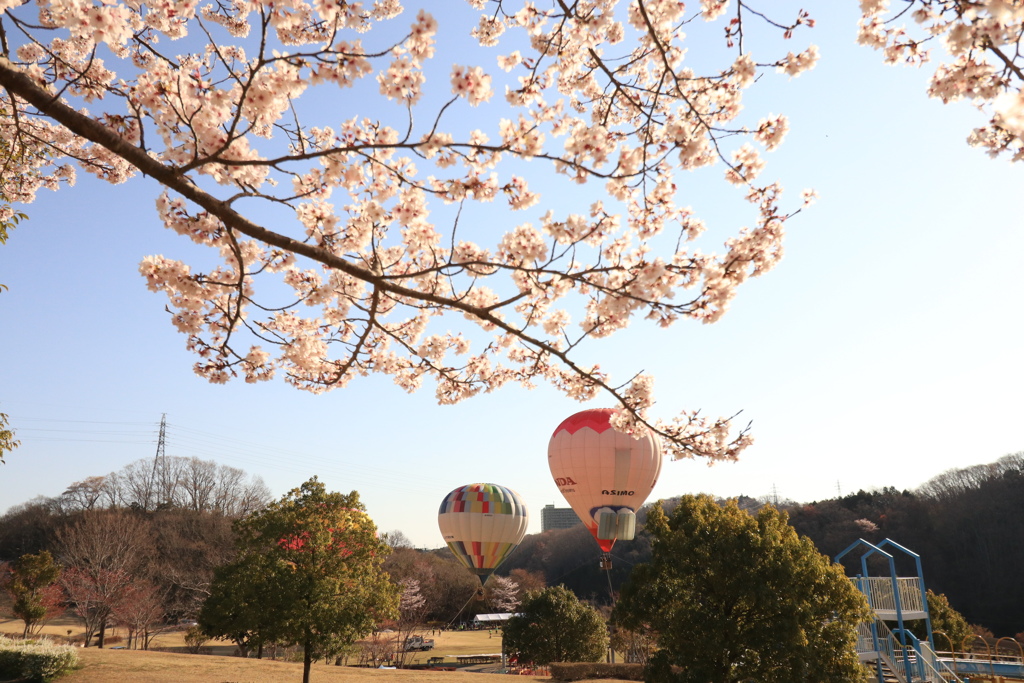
[56,509,152,575]
[149,508,236,619]
[61,566,113,647]
[98,456,269,516]
[55,509,153,647]
[111,580,167,650]
[385,530,414,550]
[213,464,271,517]
[59,477,110,512]
[359,633,396,668]
[919,462,1004,500]
[178,458,218,512]
[508,569,546,602]
[154,456,188,509]
[116,460,159,512]
[98,473,124,509]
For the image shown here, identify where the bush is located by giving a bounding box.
[0,636,79,681]
[549,662,645,681]
[183,625,208,654]
[503,586,607,665]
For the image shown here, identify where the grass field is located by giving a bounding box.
[0,618,507,659]
[56,647,558,683]
[0,619,630,683]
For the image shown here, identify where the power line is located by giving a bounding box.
[8,412,458,496]
[9,416,154,426]
[17,437,153,444]
[163,421,458,491]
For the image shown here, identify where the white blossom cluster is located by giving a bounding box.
[0,0,820,462]
[859,0,1024,162]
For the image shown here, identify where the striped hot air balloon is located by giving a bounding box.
[548,408,662,552]
[437,483,529,583]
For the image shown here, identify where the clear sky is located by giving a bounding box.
[1,3,1022,550]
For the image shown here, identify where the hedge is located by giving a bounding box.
[0,636,79,682]
[549,662,645,681]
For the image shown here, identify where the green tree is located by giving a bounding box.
[615,495,871,683]
[3,551,62,637]
[200,478,398,683]
[503,586,607,665]
[198,558,276,658]
[917,590,972,653]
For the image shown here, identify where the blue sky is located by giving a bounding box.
[1,2,1022,549]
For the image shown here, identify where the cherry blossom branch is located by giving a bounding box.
[0,1,825,464]
[858,0,1024,162]
[0,59,723,455]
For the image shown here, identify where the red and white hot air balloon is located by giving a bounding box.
[548,408,662,552]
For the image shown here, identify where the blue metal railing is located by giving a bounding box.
[859,619,964,682]
[865,619,907,682]
[891,628,963,682]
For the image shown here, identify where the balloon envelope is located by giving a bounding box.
[548,408,662,552]
[437,483,529,581]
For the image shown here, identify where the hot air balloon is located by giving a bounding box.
[437,483,529,584]
[548,408,662,555]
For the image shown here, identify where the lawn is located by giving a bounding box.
[1,620,627,683]
[58,647,554,683]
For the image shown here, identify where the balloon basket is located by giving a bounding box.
[599,554,612,571]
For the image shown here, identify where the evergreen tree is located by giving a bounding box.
[615,495,871,683]
[916,590,972,653]
[503,586,607,665]
[3,551,61,637]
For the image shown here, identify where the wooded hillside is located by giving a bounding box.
[4,451,1024,637]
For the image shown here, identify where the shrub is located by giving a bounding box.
[183,625,209,654]
[0,635,79,681]
[503,586,607,665]
[549,662,644,681]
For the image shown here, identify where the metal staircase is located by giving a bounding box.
[837,539,964,683]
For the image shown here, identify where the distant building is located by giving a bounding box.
[541,503,582,531]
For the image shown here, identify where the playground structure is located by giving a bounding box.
[933,635,1024,682]
[838,538,1024,683]
[838,538,960,683]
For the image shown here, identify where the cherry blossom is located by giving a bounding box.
[859,0,1024,162]
[0,1,822,462]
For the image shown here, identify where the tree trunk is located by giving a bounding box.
[97,620,106,648]
[302,636,313,683]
